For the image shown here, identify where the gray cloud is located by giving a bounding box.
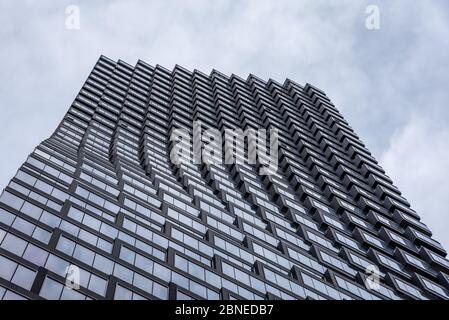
[381,115,449,249]
[1,0,448,249]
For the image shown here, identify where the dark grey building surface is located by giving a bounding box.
[0,56,448,300]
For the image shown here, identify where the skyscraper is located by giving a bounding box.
[0,55,448,300]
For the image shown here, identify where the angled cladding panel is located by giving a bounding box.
[0,55,448,300]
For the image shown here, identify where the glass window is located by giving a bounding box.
[88,192,105,207]
[221,262,234,277]
[15,170,37,186]
[153,263,171,282]
[207,288,220,300]
[177,291,194,300]
[40,277,63,300]
[100,223,118,238]
[78,268,91,288]
[40,212,61,228]
[60,220,79,235]
[1,233,28,256]
[395,277,427,300]
[250,276,266,293]
[222,278,238,294]
[0,208,15,225]
[9,181,31,196]
[235,268,250,286]
[83,214,101,231]
[205,270,221,288]
[73,245,95,266]
[47,200,62,212]
[421,278,449,298]
[120,246,136,264]
[88,274,107,296]
[114,285,132,300]
[97,238,113,253]
[68,207,84,221]
[61,287,87,300]
[12,217,34,235]
[52,189,69,202]
[0,229,5,243]
[133,273,153,293]
[32,227,51,244]
[79,229,97,245]
[45,254,70,277]
[113,264,134,284]
[104,201,120,214]
[3,290,27,300]
[188,261,205,280]
[135,254,153,274]
[56,237,76,256]
[93,254,114,274]
[11,265,36,290]
[0,255,17,281]
[23,244,49,267]
[189,280,207,298]
[175,255,188,272]
[35,180,53,195]
[0,192,24,210]
[152,281,168,299]
[172,272,189,289]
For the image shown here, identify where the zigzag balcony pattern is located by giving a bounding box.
[0,56,448,300]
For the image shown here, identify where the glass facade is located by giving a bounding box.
[0,55,448,300]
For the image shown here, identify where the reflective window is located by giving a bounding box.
[1,233,28,256]
[0,254,36,291]
[0,191,24,211]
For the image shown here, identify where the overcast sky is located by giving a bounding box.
[1,0,449,250]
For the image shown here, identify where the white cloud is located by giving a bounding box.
[381,115,449,250]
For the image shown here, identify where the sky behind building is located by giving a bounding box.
[1,0,449,249]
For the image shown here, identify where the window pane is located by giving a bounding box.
[171,272,189,289]
[21,202,43,220]
[120,247,135,264]
[205,271,221,288]
[113,264,133,283]
[83,215,101,231]
[56,237,76,256]
[3,290,26,300]
[135,255,153,274]
[11,265,36,290]
[35,181,53,195]
[45,254,70,277]
[175,255,188,272]
[32,227,51,244]
[0,255,17,281]
[40,212,61,228]
[23,244,49,266]
[1,233,28,256]
[153,263,171,282]
[190,281,206,298]
[88,274,107,296]
[152,282,168,299]
[12,217,35,236]
[0,192,24,211]
[0,208,16,225]
[133,273,153,293]
[73,245,95,265]
[79,229,97,245]
[61,287,86,300]
[114,285,132,300]
[40,277,63,300]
